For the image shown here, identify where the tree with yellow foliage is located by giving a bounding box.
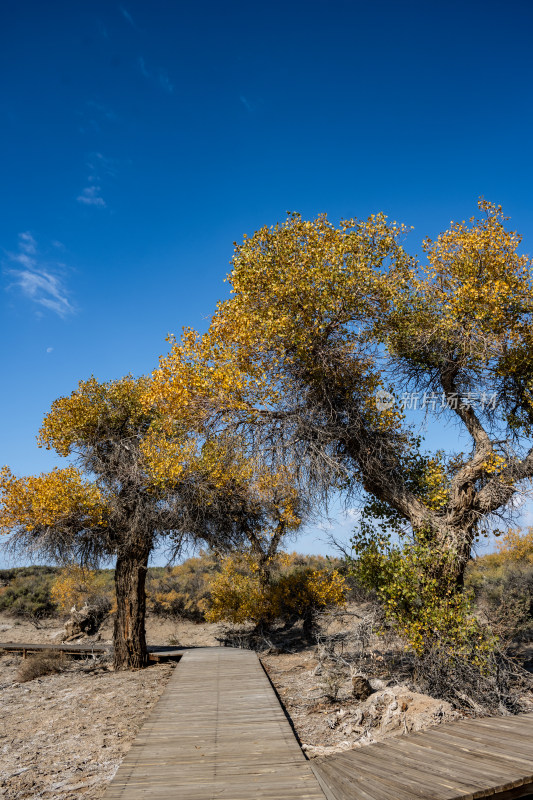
[50,564,109,614]
[495,527,533,563]
[153,201,533,598]
[0,374,304,668]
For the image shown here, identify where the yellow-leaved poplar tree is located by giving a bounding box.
[0,372,304,668]
[145,202,533,662]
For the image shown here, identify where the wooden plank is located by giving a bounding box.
[418,727,533,767]
[487,784,533,800]
[0,641,184,665]
[372,738,527,796]
[420,730,533,765]
[10,639,533,799]
[387,733,532,786]
[317,755,470,800]
[102,647,325,800]
[332,745,481,798]
[313,758,414,800]
[0,641,111,653]
[312,712,533,800]
[310,762,345,800]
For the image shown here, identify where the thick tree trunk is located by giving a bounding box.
[441,525,477,589]
[113,540,151,670]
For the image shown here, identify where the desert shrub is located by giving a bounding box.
[467,555,533,644]
[50,564,112,614]
[0,566,58,583]
[319,664,346,701]
[350,530,494,662]
[347,529,533,712]
[408,641,529,713]
[206,551,346,633]
[145,551,344,623]
[0,567,58,619]
[272,565,347,632]
[146,551,221,621]
[16,651,64,682]
[206,555,267,624]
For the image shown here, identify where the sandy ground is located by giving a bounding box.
[0,654,175,800]
[261,649,459,758]
[0,613,221,799]
[1,610,527,798]
[0,612,220,648]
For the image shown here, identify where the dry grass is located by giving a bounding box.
[16,651,64,682]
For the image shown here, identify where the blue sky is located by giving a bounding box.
[2,0,533,565]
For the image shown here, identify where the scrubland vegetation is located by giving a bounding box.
[0,551,347,629]
[0,528,531,716]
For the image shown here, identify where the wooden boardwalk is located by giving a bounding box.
[103,646,326,799]
[31,641,527,799]
[0,641,184,663]
[311,712,533,800]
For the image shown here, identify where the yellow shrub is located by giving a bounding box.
[50,565,109,613]
[495,527,533,563]
[206,552,346,625]
[145,550,219,620]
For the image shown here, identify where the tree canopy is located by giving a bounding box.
[0,373,304,667]
[152,201,533,590]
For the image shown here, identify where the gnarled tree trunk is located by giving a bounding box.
[113,538,151,670]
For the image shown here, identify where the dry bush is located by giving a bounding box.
[0,566,57,619]
[16,651,64,683]
[468,560,533,645]
[146,552,220,621]
[318,664,346,701]
[408,644,532,714]
[315,605,533,714]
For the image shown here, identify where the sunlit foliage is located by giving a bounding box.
[350,529,494,664]
[0,370,305,667]
[146,551,221,621]
[495,527,533,563]
[206,551,346,628]
[157,201,533,593]
[50,564,109,614]
[0,466,108,535]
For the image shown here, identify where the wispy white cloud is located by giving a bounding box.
[77,185,106,207]
[19,231,37,255]
[77,152,117,209]
[4,233,75,317]
[240,95,252,113]
[46,346,54,353]
[89,151,118,177]
[120,5,135,28]
[138,56,174,93]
